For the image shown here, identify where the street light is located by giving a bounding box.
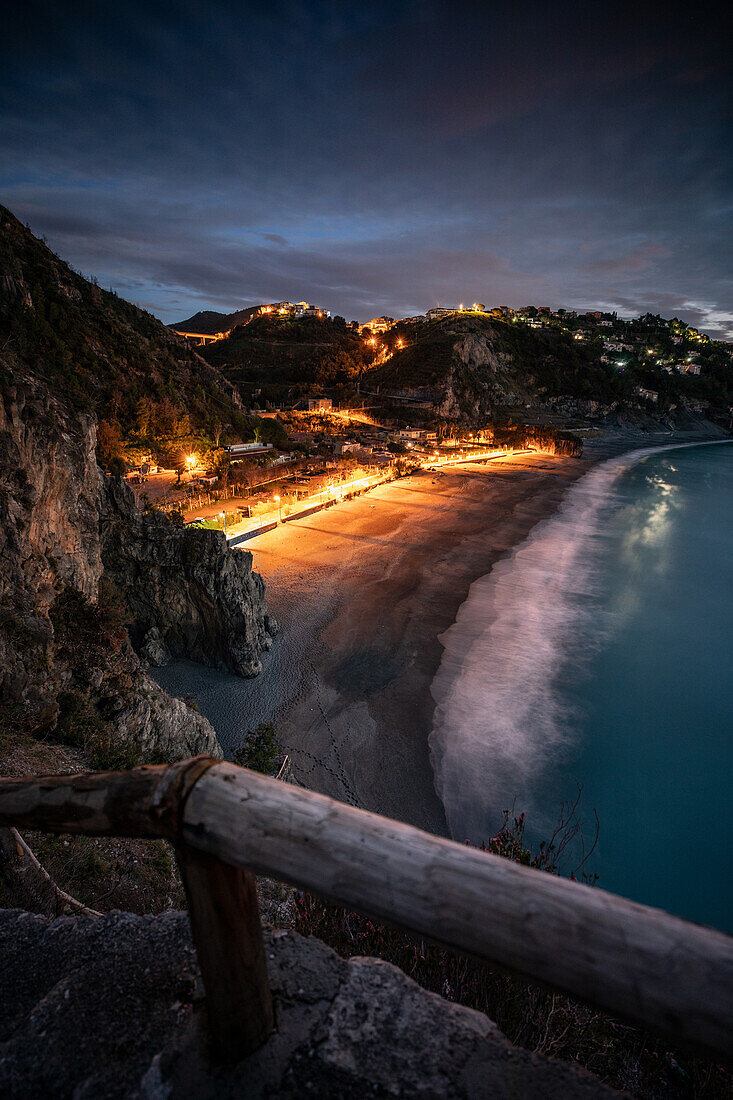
[219,510,227,539]
[274,494,282,523]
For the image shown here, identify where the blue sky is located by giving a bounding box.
[2,0,731,336]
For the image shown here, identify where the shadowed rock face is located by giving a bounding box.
[0,366,272,761]
[100,477,276,679]
[0,908,619,1099]
[0,208,276,762]
[0,373,224,760]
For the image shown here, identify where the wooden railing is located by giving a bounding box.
[1,757,731,1064]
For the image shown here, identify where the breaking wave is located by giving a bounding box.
[428,441,728,843]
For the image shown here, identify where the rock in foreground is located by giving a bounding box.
[0,908,618,1098]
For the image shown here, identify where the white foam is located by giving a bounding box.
[428,439,732,843]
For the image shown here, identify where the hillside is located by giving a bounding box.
[365,314,733,427]
[0,210,275,775]
[201,313,372,402]
[171,305,261,334]
[0,206,248,445]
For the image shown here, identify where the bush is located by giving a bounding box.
[55,691,141,770]
[290,809,730,1097]
[234,721,279,774]
[107,455,127,476]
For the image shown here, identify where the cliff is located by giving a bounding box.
[367,314,733,429]
[101,477,276,678]
[0,368,223,761]
[0,210,276,765]
[352,315,604,423]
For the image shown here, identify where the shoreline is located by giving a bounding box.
[430,435,733,843]
[154,426,729,837]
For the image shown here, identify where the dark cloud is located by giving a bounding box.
[1,1,731,335]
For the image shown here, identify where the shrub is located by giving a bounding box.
[290,809,730,1098]
[55,691,141,770]
[234,721,279,774]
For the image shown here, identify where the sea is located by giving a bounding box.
[429,440,733,932]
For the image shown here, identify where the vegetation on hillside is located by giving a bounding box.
[202,313,372,402]
[0,206,269,465]
[366,312,733,424]
[367,315,615,397]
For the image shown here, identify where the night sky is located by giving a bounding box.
[2,1,731,335]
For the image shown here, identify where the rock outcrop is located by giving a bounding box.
[0,364,276,761]
[0,907,620,1098]
[101,477,276,679]
[0,371,223,760]
[0,208,280,764]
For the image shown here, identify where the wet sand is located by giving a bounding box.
[239,452,591,834]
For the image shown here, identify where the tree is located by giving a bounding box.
[96,419,124,467]
[135,397,151,437]
[234,722,279,774]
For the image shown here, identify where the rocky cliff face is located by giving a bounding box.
[0,367,271,764]
[100,477,276,678]
[0,209,282,767]
[0,374,103,728]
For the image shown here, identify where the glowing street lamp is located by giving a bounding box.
[274,494,282,523]
[219,510,227,539]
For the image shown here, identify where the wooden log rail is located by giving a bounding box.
[0,757,731,1064]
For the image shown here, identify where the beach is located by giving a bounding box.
[227,450,591,834]
[151,428,729,839]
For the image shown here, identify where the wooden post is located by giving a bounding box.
[182,762,733,1061]
[175,843,274,1063]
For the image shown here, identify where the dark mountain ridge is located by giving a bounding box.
[0,206,246,441]
[364,313,733,427]
[170,305,261,334]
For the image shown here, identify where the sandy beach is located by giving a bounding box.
[151,428,726,838]
[235,450,592,834]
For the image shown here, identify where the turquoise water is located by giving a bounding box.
[559,444,733,930]
[431,442,733,931]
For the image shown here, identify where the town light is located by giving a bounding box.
[274,494,282,523]
[186,454,196,468]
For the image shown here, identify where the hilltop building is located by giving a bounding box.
[259,301,330,319]
[360,316,395,334]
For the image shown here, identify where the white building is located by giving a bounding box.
[360,316,394,334]
[426,306,458,321]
